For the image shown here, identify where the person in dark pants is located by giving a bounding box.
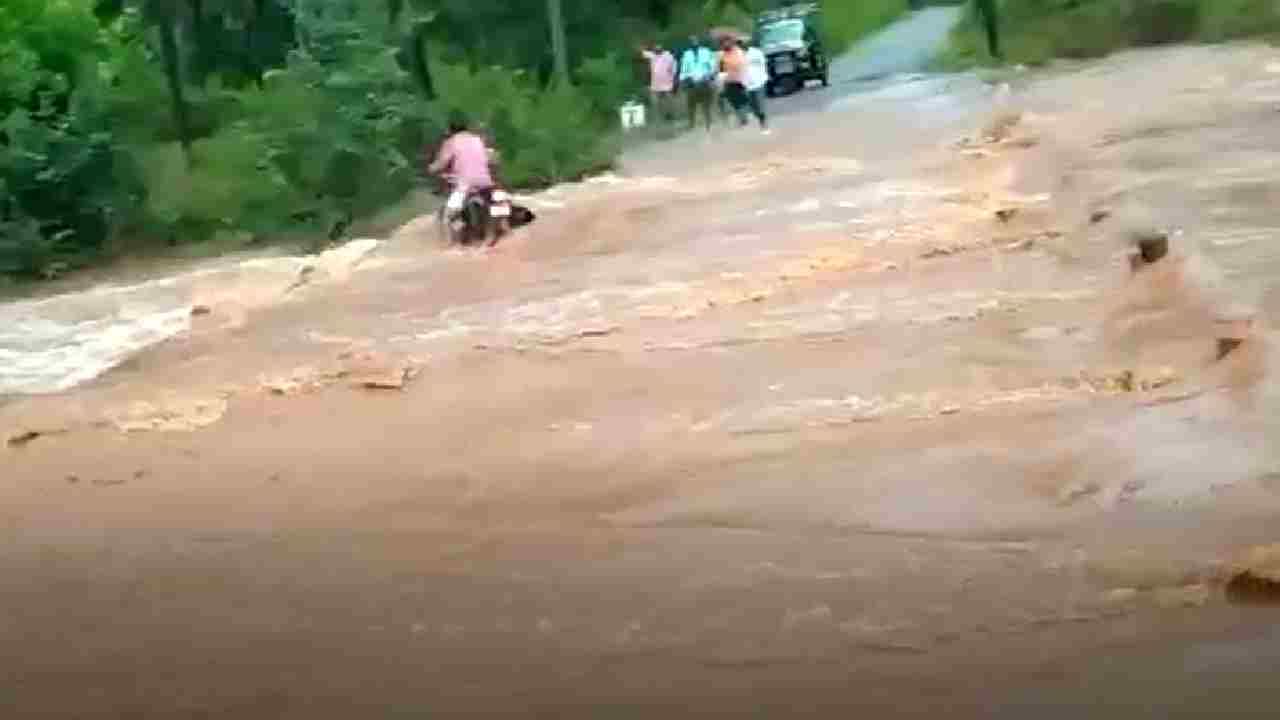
[975,0,1002,60]
[718,37,750,126]
[678,36,717,131]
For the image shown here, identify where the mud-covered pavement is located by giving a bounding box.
[9,35,1280,717]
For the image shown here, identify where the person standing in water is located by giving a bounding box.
[640,42,677,124]
[742,38,770,134]
[718,36,749,127]
[678,35,717,131]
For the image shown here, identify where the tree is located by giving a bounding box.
[149,1,194,161]
[548,0,570,85]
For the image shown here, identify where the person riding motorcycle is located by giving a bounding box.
[428,115,495,219]
[428,115,512,245]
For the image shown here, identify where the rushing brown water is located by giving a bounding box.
[7,38,1280,717]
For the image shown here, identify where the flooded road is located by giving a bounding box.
[6,24,1280,718]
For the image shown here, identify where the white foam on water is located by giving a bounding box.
[0,286,194,395]
[0,239,382,396]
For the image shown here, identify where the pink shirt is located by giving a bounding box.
[643,50,676,93]
[432,131,493,189]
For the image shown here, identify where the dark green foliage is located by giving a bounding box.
[1,0,129,278]
[1130,0,1201,46]
[1,0,908,281]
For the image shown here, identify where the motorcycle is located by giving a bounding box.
[437,181,512,247]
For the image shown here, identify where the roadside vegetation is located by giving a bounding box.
[825,0,911,54]
[938,0,1280,69]
[0,0,908,283]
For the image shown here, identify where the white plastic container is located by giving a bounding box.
[619,101,647,131]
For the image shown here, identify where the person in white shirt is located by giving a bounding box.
[741,39,771,133]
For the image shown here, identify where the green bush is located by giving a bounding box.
[0,0,134,278]
[577,52,641,117]
[11,0,877,281]
[0,208,64,280]
[433,61,618,188]
[1198,0,1280,40]
[939,0,1280,69]
[825,0,911,54]
[1130,0,1201,46]
[136,132,292,242]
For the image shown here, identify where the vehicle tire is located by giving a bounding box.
[438,206,461,246]
[463,200,486,246]
[488,219,510,247]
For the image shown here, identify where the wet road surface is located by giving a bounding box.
[6,15,1280,720]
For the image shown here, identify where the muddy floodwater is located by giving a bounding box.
[7,34,1280,717]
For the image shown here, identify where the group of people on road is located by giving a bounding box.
[642,32,770,135]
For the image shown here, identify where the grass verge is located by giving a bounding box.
[935,0,1280,70]
[826,0,913,54]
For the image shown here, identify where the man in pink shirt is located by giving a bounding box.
[640,43,677,123]
[428,116,495,217]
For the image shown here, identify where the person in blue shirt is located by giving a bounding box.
[678,35,717,131]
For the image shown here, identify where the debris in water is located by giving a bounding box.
[1215,310,1256,361]
[357,368,414,390]
[574,326,619,340]
[338,350,419,391]
[1129,228,1170,268]
[838,618,928,653]
[1218,338,1244,361]
[1102,588,1140,605]
[1079,367,1179,394]
[260,366,332,396]
[786,198,821,215]
[6,430,44,449]
[1001,237,1036,253]
[784,605,834,632]
[920,245,959,259]
[1057,480,1102,506]
[1226,572,1280,606]
[1223,544,1280,606]
[1153,584,1211,609]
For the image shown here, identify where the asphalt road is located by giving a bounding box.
[772,5,963,115]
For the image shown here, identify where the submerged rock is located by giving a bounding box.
[1222,545,1280,605]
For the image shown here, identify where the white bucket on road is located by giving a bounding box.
[619,102,647,131]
